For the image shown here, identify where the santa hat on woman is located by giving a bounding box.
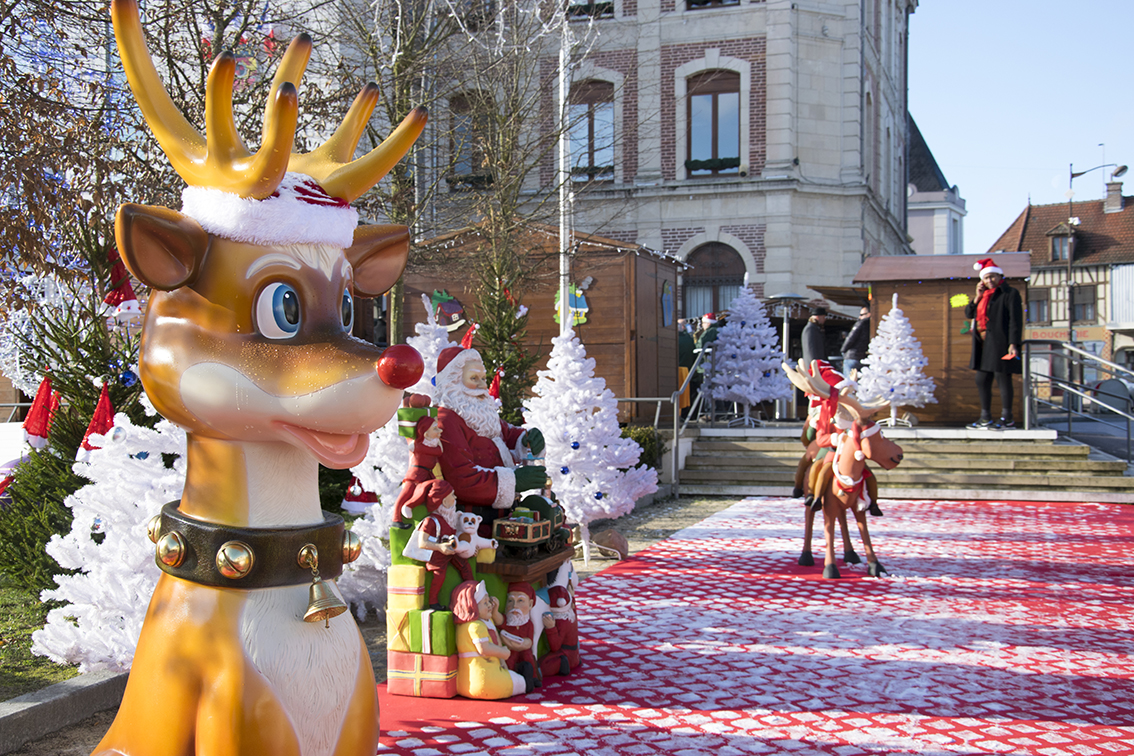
[973,258,1004,278]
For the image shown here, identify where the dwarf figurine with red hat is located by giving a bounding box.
[539,583,580,678]
[392,403,446,528]
[408,479,476,609]
[433,329,547,535]
[500,581,539,693]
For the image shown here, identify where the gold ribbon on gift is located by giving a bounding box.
[389,655,457,697]
[388,611,412,652]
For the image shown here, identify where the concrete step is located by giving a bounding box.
[691,440,1093,457]
[679,468,1134,491]
[675,482,1133,503]
[684,456,1127,474]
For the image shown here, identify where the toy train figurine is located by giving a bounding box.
[492,494,572,561]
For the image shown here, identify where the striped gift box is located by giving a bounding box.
[387,651,457,698]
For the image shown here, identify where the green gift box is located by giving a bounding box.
[388,608,456,656]
[397,406,438,438]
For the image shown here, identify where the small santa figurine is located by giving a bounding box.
[500,581,539,693]
[393,406,445,528]
[539,584,579,678]
[408,479,476,610]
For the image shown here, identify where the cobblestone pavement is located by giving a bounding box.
[8,496,732,755]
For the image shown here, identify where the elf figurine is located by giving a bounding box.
[393,404,445,528]
[408,480,476,610]
[539,584,580,678]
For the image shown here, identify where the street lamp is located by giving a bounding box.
[1064,162,1127,405]
[767,292,805,420]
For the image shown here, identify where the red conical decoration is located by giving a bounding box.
[77,384,115,462]
[24,374,60,449]
[460,322,478,349]
[488,368,502,400]
[103,248,141,320]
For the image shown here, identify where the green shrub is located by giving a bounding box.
[621,425,662,471]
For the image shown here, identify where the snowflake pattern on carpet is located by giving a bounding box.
[378,497,1134,755]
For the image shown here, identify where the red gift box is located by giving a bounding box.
[387,651,458,699]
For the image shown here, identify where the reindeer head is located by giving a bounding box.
[782,359,903,469]
[111,0,426,468]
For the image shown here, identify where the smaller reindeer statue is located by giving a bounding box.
[783,360,904,579]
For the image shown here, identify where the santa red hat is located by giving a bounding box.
[809,360,854,436]
[488,368,503,400]
[547,585,571,609]
[702,312,717,323]
[341,476,378,514]
[77,384,115,462]
[506,581,536,601]
[103,248,142,320]
[973,258,1004,278]
[435,324,480,388]
[24,374,60,449]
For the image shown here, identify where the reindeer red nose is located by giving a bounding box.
[377,344,424,389]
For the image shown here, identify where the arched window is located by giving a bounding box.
[686,71,740,177]
[683,242,745,317]
[569,80,615,182]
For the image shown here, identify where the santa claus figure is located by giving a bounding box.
[539,584,579,678]
[500,581,538,693]
[393,412,446,527]
[408,479,476,609]
[433,342,546,531]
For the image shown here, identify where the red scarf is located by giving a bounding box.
[976,285,996,333]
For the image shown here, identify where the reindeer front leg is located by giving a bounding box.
[821,495,841,579]
[851,509,886,577]
[837,509,861,565]
[799,504,816,566]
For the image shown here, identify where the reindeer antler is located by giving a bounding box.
[111,0,426,203]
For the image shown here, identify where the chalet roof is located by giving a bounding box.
[418,222,688,267]
[986,195,1134,268]
[908,117,950,193]
[853,252,1031,283]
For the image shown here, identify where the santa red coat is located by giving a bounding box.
[539,613,580,677]
[502,618,536,673]
[436,407,525,511]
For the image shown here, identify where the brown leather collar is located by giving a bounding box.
[154,501,345,589]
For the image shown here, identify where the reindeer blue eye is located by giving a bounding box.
[341,288,354,331]
[256,282,301,339]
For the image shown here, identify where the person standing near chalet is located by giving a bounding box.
[801,306,828,365]
[964,258,1023,429]
[840,306,871,375]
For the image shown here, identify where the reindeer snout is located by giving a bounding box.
[377,344,424,389]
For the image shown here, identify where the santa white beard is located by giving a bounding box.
[438,383,502,439]
[506,609,529,627]
[435,502,459,529]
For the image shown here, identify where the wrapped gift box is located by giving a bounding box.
[387,651,458,698]
[387,608,456,656]
[389,525,417,567]
[387,564,426,611]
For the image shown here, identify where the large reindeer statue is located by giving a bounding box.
[94,2,426,754]
[783,361,904,579]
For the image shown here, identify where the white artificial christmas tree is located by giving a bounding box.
[857,293,937,425]
[704,281,792,426]
[523,329,657,565]
[32,398,187,673]
[337,299,454,619]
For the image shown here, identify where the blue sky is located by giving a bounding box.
[908,1,1134,256]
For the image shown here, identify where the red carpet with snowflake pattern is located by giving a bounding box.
[377,497,1134,755]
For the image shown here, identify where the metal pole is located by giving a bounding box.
[1023,341,1032,430]
[779,303,790,419]
[557,16,571,336]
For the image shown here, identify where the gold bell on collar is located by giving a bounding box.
[298,544,348,627]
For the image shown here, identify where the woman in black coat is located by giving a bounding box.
[963,259,1023,429]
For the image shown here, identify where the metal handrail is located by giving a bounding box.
[0,402,32,423]
[1023,340,1133,462]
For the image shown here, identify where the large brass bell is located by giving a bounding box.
[298,544,347,627]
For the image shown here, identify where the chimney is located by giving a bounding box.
[1105,180,1124,213]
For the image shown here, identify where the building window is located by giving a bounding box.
[687,0,739,8]
[569,81,614,183]
[1026,288,1050,324]
[448,94,492,188]
[1072,285,1096,323]
[683,242,745,316]
[567,0,614,19]
[1051,235,1071,262]
[685,71,740,177]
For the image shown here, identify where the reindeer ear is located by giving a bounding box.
[346,224,410,298]
[115,204,209,291]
